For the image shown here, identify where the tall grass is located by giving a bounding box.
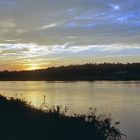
[0,95,124,140]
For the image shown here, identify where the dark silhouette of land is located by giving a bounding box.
[0,63,139,81]
[0,95,123,140]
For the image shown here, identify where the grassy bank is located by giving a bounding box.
[0,95,123,140]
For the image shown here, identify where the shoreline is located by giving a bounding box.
[0,95,123,140]
[0,79,139,81]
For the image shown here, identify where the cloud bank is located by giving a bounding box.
[0,0,140,70]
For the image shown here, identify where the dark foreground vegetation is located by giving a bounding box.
[0,95,123,140]
[0,63,140,81]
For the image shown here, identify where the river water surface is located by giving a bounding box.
[0,81,140,140]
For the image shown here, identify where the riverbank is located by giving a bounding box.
[0,95,123,140]
[0,63,139,81]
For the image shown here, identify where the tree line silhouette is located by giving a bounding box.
[0,63,140,80]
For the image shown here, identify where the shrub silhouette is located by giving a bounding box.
[0,95,124,140]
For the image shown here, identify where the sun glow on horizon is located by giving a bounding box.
[26,63,41,70]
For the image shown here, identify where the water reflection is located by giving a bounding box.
[0,81,140,140]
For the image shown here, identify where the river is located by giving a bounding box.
[0,81,140,140]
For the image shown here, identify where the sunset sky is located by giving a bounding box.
[0,0,140,71]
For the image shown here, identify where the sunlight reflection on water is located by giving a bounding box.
[0,81,140,140]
